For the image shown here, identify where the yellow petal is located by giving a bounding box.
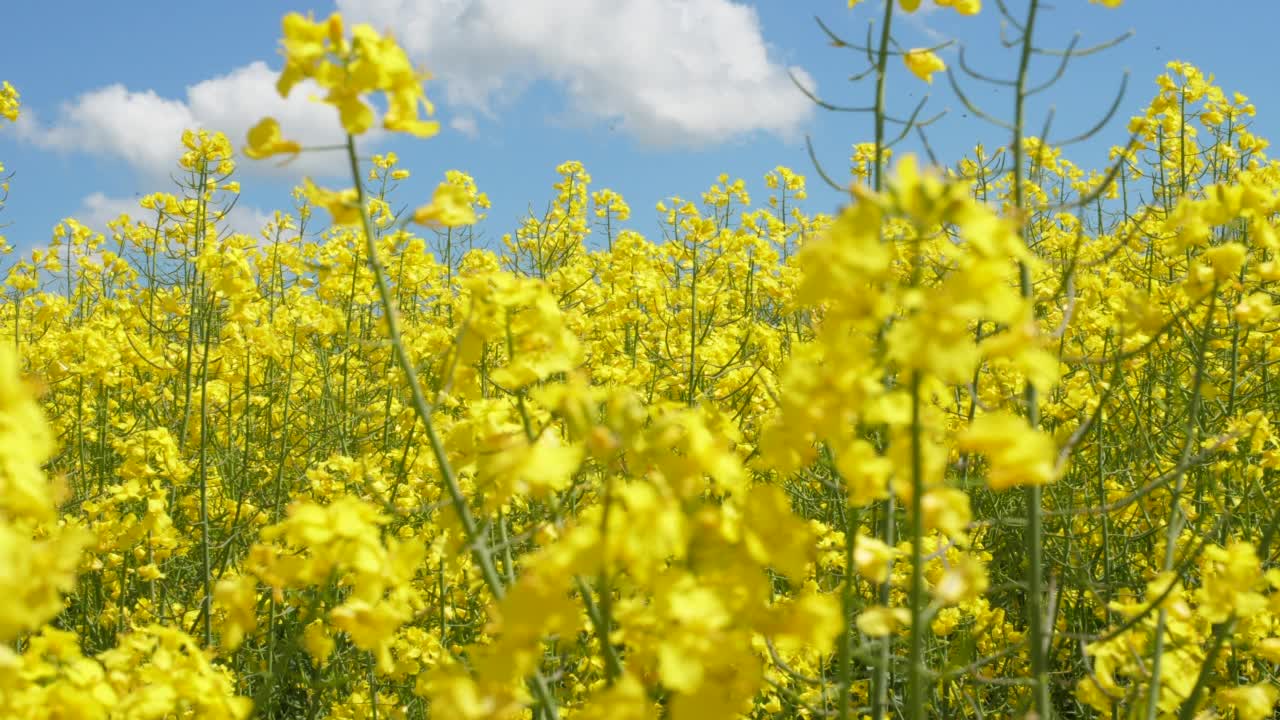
[412,182,478,228]
[903,48,946,84]
[243,117,302,160]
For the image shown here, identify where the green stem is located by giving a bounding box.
[870,0,897,715]
[906,371,927,720]
[1011,1,1050,715]
[344,134,560,720]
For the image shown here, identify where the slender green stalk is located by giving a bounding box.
[197,291,215,648]
[344,134,561,720]
[836,490,860,720]
[687,228,699,408]
[870,0,897,715]
[1010,1,1050,715]
[1148,290,1215,720]
[906,387,926,717]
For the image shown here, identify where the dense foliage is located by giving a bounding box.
[3,1,1280,718]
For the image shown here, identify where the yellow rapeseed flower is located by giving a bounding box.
[243,117,302,160]
[0,81,18,122]
[903,48,946,83]
[412,182,478,228]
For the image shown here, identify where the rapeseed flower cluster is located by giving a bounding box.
[2,2,1280,719]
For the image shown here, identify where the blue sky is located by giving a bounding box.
[1,0,1277,252]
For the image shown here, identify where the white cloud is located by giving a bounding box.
[76,192,273,239]
[17,0,814,171]
[77,192,146,234]
[20,87,196,179]
[337,0,815,146]
[449,115,479,138]
[17,62,377,180]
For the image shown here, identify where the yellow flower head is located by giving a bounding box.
[935,0,980,14]
[0,81,19,122]
[243,117,302,160]
[959,412,1061,491]
[269,12,440,138]
[300,178,361,226]
[412,181,479,228]
[904,48,946,84]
